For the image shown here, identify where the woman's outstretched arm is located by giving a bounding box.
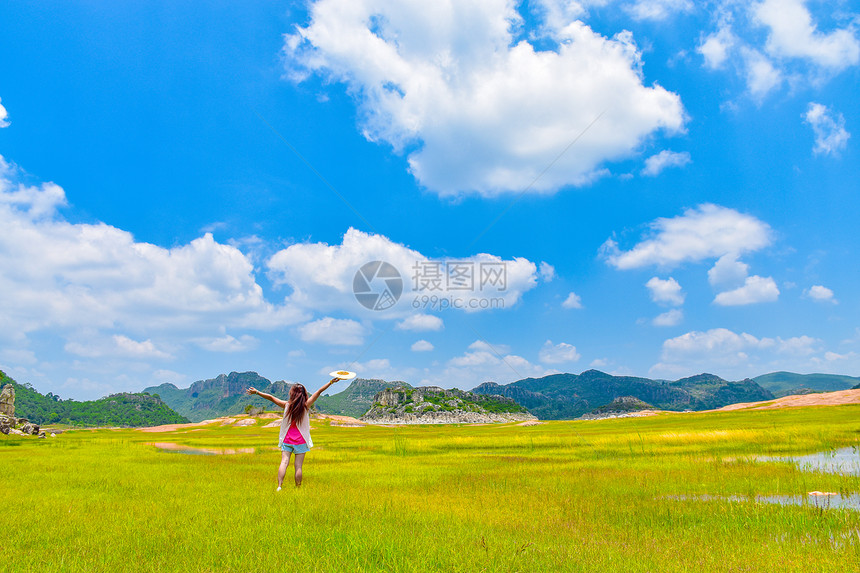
[307,378,339,408]
[246,387,287,409]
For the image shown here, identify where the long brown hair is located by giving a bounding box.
[286,383,308,423]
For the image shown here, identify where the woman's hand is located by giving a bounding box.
[330,378,339,384]
[246,387,257,396]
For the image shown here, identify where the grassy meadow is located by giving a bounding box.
[2,405,859,572]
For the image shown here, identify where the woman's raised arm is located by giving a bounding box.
[306,378,339,408]
[246,387,287,409]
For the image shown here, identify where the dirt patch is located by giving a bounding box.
[517,420,546,427]
[145,442,255,455]
[714,389,860,412]
[316,414,366,427]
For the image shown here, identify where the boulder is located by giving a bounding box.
[20,422,40,435]
[0,414,13,434]
[0,384,14,417]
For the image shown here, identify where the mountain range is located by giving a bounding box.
[142,369,858,421]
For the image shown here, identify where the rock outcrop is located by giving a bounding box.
[361,385,536,424]
[0,383,43,436]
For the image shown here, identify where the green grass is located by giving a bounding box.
[2,406,859,572]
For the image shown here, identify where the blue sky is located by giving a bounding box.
[1,0,858,400]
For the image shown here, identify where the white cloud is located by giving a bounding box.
[285,0,686,197]
[804,284,837,304]
[267,228,540,315]
[624,0,693,22]
[562,292,584,309]
[641,150,691,176]
[539,340,581,364]
[713,275,779,306]
[539,262,556,282]
[64,334,173,360]
[297,317,366,346]
[193,334,259,353]
[467,339,511,356]
[698,24,736,69]
[602,204,772,270]
[754,0,860,70]
[804,102,850,156]
[411,339,434,352]
[422,342,550,389]
[655,328,775,374]
[645,276,684,306]
[777,335,819,356]
[742,48,782,99]
[396,314,444,331]
[653,308,683,326]
[708,253,750,287]
[0,97,9,128]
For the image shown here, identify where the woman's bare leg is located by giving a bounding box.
[278,451,291,488]
[293,453,306,487]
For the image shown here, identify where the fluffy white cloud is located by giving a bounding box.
[64,334,173,360]
[641,150,691,176]
[624,0,692,22]
[396,314,444,331]
[708,254,750,287]
[653,308,683,327]
[645,276,684,306]
[411,340,434,352]
[268,228,540,315]
[0,158,306,348]
[804,103,850,156]
[742,48,782,99]
[713,275,779,306]
[602,204,772,270]
[804,284,837,304]
[562,292,583,309]
[655,328,775,373]
[0,97,9,128]
[539,262,556,282]
[538,340,581,364]
[285,0,685,197]
[193,334,259,353]
[698,24,736,69]
[776,335,819,356]
[422,341,550,389]
[754,0,860,70]
[297,317,366,346]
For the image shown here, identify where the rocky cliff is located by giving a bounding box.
[361,385,536,424]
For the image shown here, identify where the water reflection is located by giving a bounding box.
[146,442,255,455]
[669,493,860,511]
[760,446,860,476]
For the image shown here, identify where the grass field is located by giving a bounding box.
[2,406,859,572]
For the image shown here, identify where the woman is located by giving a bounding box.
[246,377,339,490]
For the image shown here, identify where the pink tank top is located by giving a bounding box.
[283,420,306,445]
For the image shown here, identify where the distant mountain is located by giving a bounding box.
[362,385,534,424]
[145,371,294,422]
[2,370,188,427]
[315,378,406,418]
[752,372,860,397]
[472,370,774,420]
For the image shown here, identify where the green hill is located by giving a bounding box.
[315,378,407,418]
[1,370,188,427]
[752,372,860,397]
[144,371,294,422]
[472,370,774,420]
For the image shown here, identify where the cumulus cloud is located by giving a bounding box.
[193,334,259,353]
[297,317,366,346]
[411,339,434,352]
[653,308,683,326]
[804,103,850,156]
[268,228,540,315]
[742,48,782,99]
[396,314,444,331]
[65,334,173,360]
[624,0,693,22]
[0,97,9,128]
[538,340,581,364]
[641,150,691,176]
[422,340,550,389]
[713,275,779,306]
[562,292,584,309]
[804,284,837,303]
[645,277,684,306]
[698,24,736,69]
[0,158,307,348]
[539,262,556,282]
[708,254,750,287]
[754,0,860,70]
[285,0,685,197]
[602,204,772,270]
[654,327,775,375]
